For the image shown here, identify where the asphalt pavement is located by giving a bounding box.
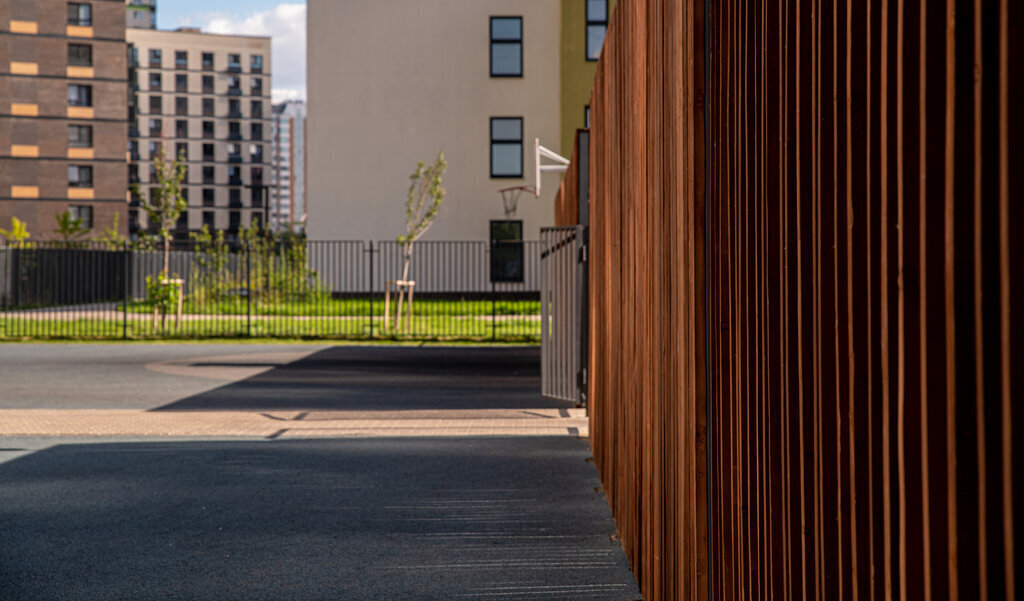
[0,344,640,600]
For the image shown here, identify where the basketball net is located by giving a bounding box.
[499,187,525,218]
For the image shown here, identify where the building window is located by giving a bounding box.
[175,50,188,69]
[149,140,162,157]
[175,96,188,116]
[228,98,241,117]
[490,17,522,77]
[201,52,214,70]
[128,164,139,184]
[202,143,215,161]
[227,143,241,162]
[176,210,189,231]
[202,75,214,93]
[149,72,161,91]
[175,120,188,138]
[251,78,263,96]
[149,95,162,114]
[586,0,608,61]
[68,205,93,228]
[128,140,139,160]
[67,84,92,106]
[202,97,214,116]
[227,76,241,94]
[229,210,241,231]
[68,165,93,187]
[175,74,188,92]
[202,189,214,207]
[490,117,523,178]
[202,166,214,184]
[149,48,162,67]
[148,118,162,137]
[251,123,263,141]
[175,142,188,160]
[68,124,92,148]
[250,144,263,162]
[229,188,241,207]
[129,46,138,67]
[227,54,241,72]
[250,100,263,119]
[203,210,215,228]
[202,121,214,139]
[228,166,241,186]
[68,43,92,66]
[250,54,263,73]
[67,3,91,26]
[228,121,241,140]
[584,105,590,128]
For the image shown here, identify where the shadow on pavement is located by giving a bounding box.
[152,346,571,412]
[0,437,639,601]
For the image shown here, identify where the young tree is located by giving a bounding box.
[54,210,91,244]
[397,151,447,282]
[389,151,446,330]
[0,217,30,247]
[137,147,188,276]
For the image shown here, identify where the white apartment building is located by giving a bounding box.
[126,27,271,238]
[306,0,563,242]
[270,100,306,232]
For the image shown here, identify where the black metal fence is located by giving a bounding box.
[0,239,541,341]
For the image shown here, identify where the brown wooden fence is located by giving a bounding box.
[567,0,1022,599]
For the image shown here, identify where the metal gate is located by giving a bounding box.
[540,225,587,406]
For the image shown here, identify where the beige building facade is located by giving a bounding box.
[307,0,564,242]
[126,28,271,238]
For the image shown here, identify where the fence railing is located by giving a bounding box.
[0,239,541,341]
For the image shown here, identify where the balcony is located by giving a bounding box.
[227,88,242,96]
[228,177,242,186]
[228,154,242,163]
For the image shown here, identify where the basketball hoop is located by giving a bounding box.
[498,185,534,218]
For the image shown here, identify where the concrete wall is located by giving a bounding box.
[307,0,561,242]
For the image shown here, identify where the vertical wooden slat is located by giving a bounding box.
[580,1,1019,600]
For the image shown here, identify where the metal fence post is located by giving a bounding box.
[245,239,252,337]
[122,241,130,340]
[368,240,374,338]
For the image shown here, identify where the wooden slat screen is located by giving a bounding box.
[583,0,1021,599]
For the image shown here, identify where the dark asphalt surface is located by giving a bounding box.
[0,344,640,600]
[155,346,570,412]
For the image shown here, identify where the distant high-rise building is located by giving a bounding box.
[126,27,271,239]
[0,0,129,240]
[270,100,305,232]
[125,0,155,30]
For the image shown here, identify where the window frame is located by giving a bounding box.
[67,3,92,26]
[148,48,162,67]
[175,50,188,69]
[585,0,609,62]
[489,116,524,179]
[67,124,93,148]
[68,205,93,228]
[67,165,93,188]
[489,16,523,78]
[67,84,92,107]
[67,43,92,67]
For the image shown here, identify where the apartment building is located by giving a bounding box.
[125,0,155,30]
[1,0,129,240]
[270,100,305,232]
[126,27,271,239]
[307,0,563,242]
[307,0,612,243]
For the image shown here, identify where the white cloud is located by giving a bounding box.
[177,4,306,103]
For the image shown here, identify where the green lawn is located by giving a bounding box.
[120,296,540,317]
[0,314,541,342]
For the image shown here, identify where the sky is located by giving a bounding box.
[157,1,306,103]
